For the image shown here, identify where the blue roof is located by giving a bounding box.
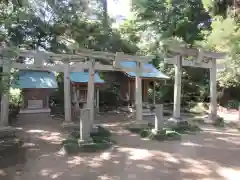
[12,70,58,89]
[120,61,169,79]
[70,72,104,83]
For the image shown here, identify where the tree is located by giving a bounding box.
[201,15,240,88]
[133,0,210,44]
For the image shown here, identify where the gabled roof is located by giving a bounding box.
[70,72,104,83]
[12,70,58,89]
[120,61,169,79]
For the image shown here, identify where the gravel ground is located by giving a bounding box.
[0,113,240,180]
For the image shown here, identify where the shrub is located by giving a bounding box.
[213,117,225,127]
[91,126,111,138]
[62,126,114,154]
[170,121,201,134]
[127,124,181,141]
[8,103,20,125]
[62,139,80,154]
[154,131,181,141]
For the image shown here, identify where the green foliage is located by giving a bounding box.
[91,126,111,138]
[2,0,240,109]
[201,15,240,88]
[127,121,201,141]
[127,124,182,141]
[133,0,210,44]
[62,126,114,154]
[213,117,225,127]
[62,138,80,154]
[202,0,231,16]
[169,121,202,134]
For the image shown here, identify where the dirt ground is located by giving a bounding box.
[1,113,240,180]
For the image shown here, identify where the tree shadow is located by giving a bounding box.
[1,115,240,180]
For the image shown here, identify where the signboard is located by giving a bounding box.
[28,100,43,109]
[164,58,225,70]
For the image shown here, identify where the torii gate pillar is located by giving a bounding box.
[173,55,182,120]
[209,59,217,121]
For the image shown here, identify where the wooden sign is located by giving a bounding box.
[164,58,225,69]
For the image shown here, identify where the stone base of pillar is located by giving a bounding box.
[168,117,183,123]
[204,114,221,124]
[61,121,77,128]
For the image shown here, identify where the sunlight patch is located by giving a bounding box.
[181,142,202,147]
[40,169,52,176]
[0,170,6,176]
[51,172,64,179]
[118,148,153,160]
[136,164,154,170]
[27,129,46,133]
[217,167,240,180]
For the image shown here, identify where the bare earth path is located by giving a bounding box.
[1,114,240,180]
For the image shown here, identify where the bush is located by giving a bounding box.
[62,126,114,154]
[154,130,181,141]
[213,117,225,127]
[127,124,181,141]
[62,139,80,154]
[170,121,201,134]
[8,103,20,125]
[91,126,111,138]
[127,121,201,141]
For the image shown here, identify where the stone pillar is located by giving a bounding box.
[154,104,163,130]
[209,59,217,121]
[80,108,91,141]
[0,63,10,126]
[172,55,182,120]
[63,63,72,123]
[87,60,95,126]
[153,81,156,105]
[46,95,49,108]
[135,62,142,121]
[34,53,43,66]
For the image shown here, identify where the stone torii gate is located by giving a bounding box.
[165,47,226,122]
[0,47,153,126]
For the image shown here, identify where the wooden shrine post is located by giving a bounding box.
[153,81,156,105]
[114,52,153,121]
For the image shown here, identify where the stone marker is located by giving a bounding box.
[80,108,91,141]
[154,104,164,131]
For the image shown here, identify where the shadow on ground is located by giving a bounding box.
[1,114,240,180]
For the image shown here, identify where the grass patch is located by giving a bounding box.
[62,126,114,154]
